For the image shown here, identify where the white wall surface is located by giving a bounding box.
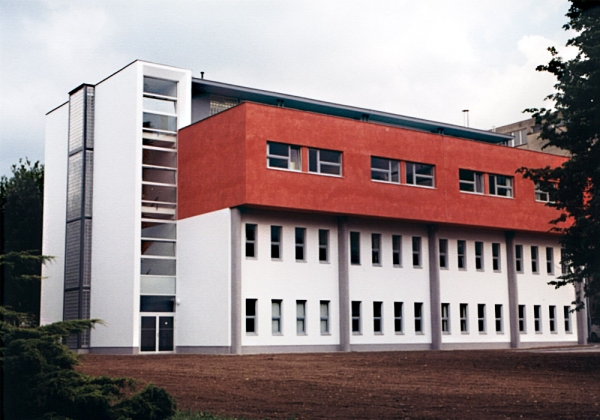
[242,211,340,347]
[347,220,431,345]
[515,233,577,343]
[40,103,69,325]
[177,209,231,347]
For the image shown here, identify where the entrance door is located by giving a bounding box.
[141,315,174,352]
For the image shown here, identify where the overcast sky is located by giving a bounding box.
[0,0,575,177]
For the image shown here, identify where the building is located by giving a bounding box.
[41,60,587,354]
[494,117,570,157]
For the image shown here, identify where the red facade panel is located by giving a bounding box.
[178,103,567,233]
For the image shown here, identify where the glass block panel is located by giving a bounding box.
[143,113,177,132]
[85,151,94,217]
[141,221,176,239]
[140,276,176,295]
[144,77,177,97]
[82,220,92,287]
[65,221,81,289]
[67,152,83,220]
[85,86,95,149]
[141,258,176,276]
[69,89,84,152]
[142,148,177,168]
[64,290,80,320]
[209,95,239,116]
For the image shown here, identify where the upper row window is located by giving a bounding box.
[489,174,513,198]
[309,148,342,176]
[266,142,342,177]
[459,169,513,198]
[267,142,301,171]
[371,157,434,188]
[143,77,177,98]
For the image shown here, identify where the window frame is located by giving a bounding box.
[441,303,450,334]
[351,301,361,334]
[394,302,403,334]
[531,246,539,274]
[266,141,302,172]
[546,247,554,275]
[296,300,307,335]
[477,304,486,333]
[373,301,383,334]
[534,305,542,333]
[518,304,526,333]
[564,306,572,333]
[271,299,282,335]
[475,241,484,271]
[412,236,422,268]
[245,223,257,259]
[392,235,402,267]
[295,227,306,262]
[414,302,423,334]
[371,233,381,266]
[488,174,514,198]
[308,148,342,177]
[271,226,282,260]
[439,238,448,269]
[406,162,435,188]
[460,303,469,333]
[495,304,503,333]
[492,242,501,272]
[320,301,330,335]
[371,156,400,184]
[515,244,524,273]
[457,240,466,270]
[246,298,257,334]
[350,232,361,265]
[549,305,557,333]
[459,169,484,194]
[318,229,329,263]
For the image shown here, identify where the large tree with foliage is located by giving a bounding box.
[0,159,44,319]
[520,1,600,318]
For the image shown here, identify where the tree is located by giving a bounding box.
[0,159,45,319]
[520,1,600,318]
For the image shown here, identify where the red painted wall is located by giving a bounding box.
[178,103,567,234]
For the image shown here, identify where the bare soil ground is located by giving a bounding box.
[79,349,600,419]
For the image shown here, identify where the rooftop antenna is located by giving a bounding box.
[200,71,204,79]
[462,110,470,127]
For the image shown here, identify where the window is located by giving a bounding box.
[319,229,329,262]
[351,301,361,334]
[320,301,330,334]
[439,239,448,269]
[373,302,383,334]
[478,304,486,333]
[492,243,501,272]
[564,306,572,333]
[535,183,555,202]
[519,305,526,333]
[459,169,484,194]
[267,142,301,171]
[414,302,423,333]
[495,304,503,333]
[272,300,282,334]
[245,224,257,258]
[392,235,402,267]
[371,157,399,183]
[309,148,342,176]
[350,232,360,265]
[475,241,484,271]
[561,248,569,275]
[271,226,281,260]
[412,237,421,267]
[295,228,306,261]
[460,304,468,333]
[441,303,450,334]
[508,128,527,147]
[371,234,381,266]
[515,245,523,273]
[296,300,306,334]
[534,305,542,333]
[394,302,403,333]
[489,174,513,197]
[546,247,554,275]
[246,299,257,334]
[144,77,177,97]
[406,162,435,187]
[549,305,557,333]
[531,246,539,274]
[140,296,175,312]
[457,240,466,270]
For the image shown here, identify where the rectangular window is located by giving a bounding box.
[489,174,514,197]
[535,183,553,202]
[394,302,403,333]
[546,247,554,275]
[371,156,399,183]
[531,246,539,274]
[373,301,383,334]
[245,224,257,258]
[320,301,330,334]
[439,239,448,269]
[351,301,361,334]
[519,305,526,333]
[495,304,503,333]
[460,303,468,333]
[534,305,542,333]
[406,162,435,187]
[392,235,402,267]
[350,232,360,265]
[371,233,381,266]
[246,299,257,334]
[414,302,423,333]
[478,304,486,333]
[475,241,484,271]
[140,295,175,312]
[295,227,306,261]
[144,77,177,97]
[515,245,523,273]
[296,300,306,334]
[492,243,501,272]
[441,303,450,334]
[412,236,421,267]
[309,148,342,176]
[457,240,466,270]
[564,306,572,333]
[319,229,329,262]
[459,169,484,194]
[271,226,282,260]
[272,299,282,334]
[549,305,557,333]
[561,248,569,275]
[267,142,301,171]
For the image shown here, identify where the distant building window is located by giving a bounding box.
[515,245,524,273]
[535,183,554,202]
[475,241,484,271]
[246,299,257,334]
[489,174,513,198]
[439,239,448,269]
[296,300,306,334]
[144,77,177,97]
[441,303,450,334]
[549,305,557,333]
[508,129,527,147]
[406,162,435,188]
[460,303,469,333]
[414,302,423,333]
[245,224,257,258]
[272,299,282,334]
[495,304,503,333]
[373,301,383,334]
[561,248,569,275]
[309,148,342,176]
[546,247,554,275]
[531,246,539,274]
[371,156,399,183]
[459,169,484,194]
[534,305,542,333]
[271,226,282,260]
[412,237,422,268]
[519,305,526,333]
[320,301,330,334]
[350,232,360,265]
[295,227,306,261]
[492,243,501,272]
[267,142,301,171]
[478,304,486,333]
[319,229,329,263]
[457,240,466,270]
[394,302,403,333]
[564,306,572,333]
[209,94,239,116]
[392,235,402,267]
[371,233,381,266]
[352,301,361,334]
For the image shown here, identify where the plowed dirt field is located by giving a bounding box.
[79,349,600,419]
